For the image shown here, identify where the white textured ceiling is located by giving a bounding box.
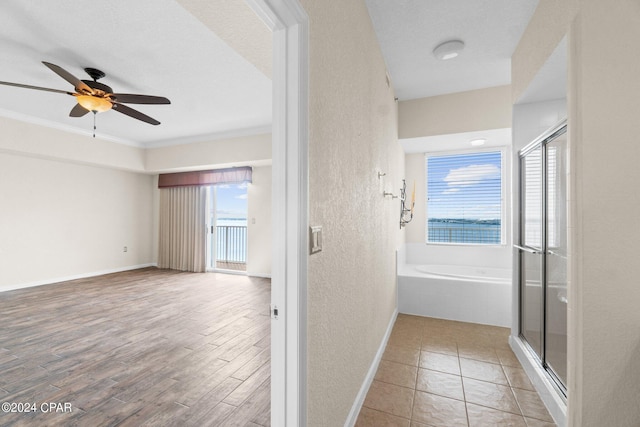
[365,0,539,100]
[0,0,272,147]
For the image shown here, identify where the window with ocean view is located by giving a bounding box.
[426,151,503,244]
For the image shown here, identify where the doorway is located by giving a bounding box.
[207,184,248,272]
[517,120,568,394]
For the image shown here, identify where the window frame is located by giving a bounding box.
[424,147,507,246]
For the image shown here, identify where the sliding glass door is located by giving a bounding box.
[518,121,568,393]
[519,145,544,358]
[545,132,568,387]
[206,184,248,272]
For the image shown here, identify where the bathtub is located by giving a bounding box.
[397,263,512,327]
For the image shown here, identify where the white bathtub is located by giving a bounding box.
[398,263,512,327]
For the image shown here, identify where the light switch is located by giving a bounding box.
[310,226,322,254]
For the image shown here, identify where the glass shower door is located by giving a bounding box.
[519,145,544,359]
[545,133,568,386]
[518,122,568,393]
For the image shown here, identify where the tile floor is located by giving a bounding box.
[356,314,557,427]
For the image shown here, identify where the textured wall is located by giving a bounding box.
[514,1,640,425]
[568,2,640,425]
[301,0,405,424]
[511,0,578,103]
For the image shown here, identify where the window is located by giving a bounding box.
[426,151,503,244]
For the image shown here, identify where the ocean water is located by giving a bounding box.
[217,218,247,227]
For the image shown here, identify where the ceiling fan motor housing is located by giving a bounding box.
[82,80,113,95]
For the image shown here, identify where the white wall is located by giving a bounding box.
[247,165,271,277]
[513,99,567,151]
[0,151,155,290]
[0,116,146,172]
[399,85,512,139]
[301,0,404,424]
[145,133,271,172]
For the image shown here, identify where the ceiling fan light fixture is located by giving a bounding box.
[76,95,112,112]
[433,39,465,61]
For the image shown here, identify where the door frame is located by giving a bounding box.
[244,1,309,425]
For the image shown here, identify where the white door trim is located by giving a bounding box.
[244,1,309,425]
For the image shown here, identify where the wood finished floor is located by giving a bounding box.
[0,268,271,427]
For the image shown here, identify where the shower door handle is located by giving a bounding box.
[513,244,542,255]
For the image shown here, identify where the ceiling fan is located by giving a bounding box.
[0,61,170,126]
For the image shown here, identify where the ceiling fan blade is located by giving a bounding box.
[69,104,90,117]
[42,61,93,95]
[111,94,170,105]
[112,103,160,125]
[0,80,73,95]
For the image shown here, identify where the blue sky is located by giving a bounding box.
[427,152,502,221]
[215,183,248,219]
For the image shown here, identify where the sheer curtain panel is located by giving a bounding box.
[158,186,207,272]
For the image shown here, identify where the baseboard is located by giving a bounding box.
[344,307,398,427]
[0,263,156,293]
[510,335,567,427]
[247,273,272,279]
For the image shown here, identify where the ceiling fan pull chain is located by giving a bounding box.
[93,111,96,138]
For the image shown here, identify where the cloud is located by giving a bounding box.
[235,194,248,200]
[443,188,460,194]
[443,164,500,190]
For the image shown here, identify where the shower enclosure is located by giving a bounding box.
[517,120,567,395]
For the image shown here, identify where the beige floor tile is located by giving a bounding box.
[502,365,535,391]
[462,377,521,415]
[512,388,554,422]
[466,402,527,427]
[459,358,508,385]
[419,351,461,375]
[524,416,557,426]
[495,348,521,367]
[396,314,427,329]
[416,368,464,401]
[421,335,458,356]
[363,380,415,419]
[355,407,411,427]
[411,391,468,427]
[389,330,423,350]
[457,344,500,364]
[375,360,418,389]
[382,345,420,367]
[357,316,556,427]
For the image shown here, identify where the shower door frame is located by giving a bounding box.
[517,119,568,397]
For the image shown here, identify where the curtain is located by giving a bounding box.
[158,186,207,272]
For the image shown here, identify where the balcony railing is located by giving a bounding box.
[428,225,501,244]
[216,225,247,266]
